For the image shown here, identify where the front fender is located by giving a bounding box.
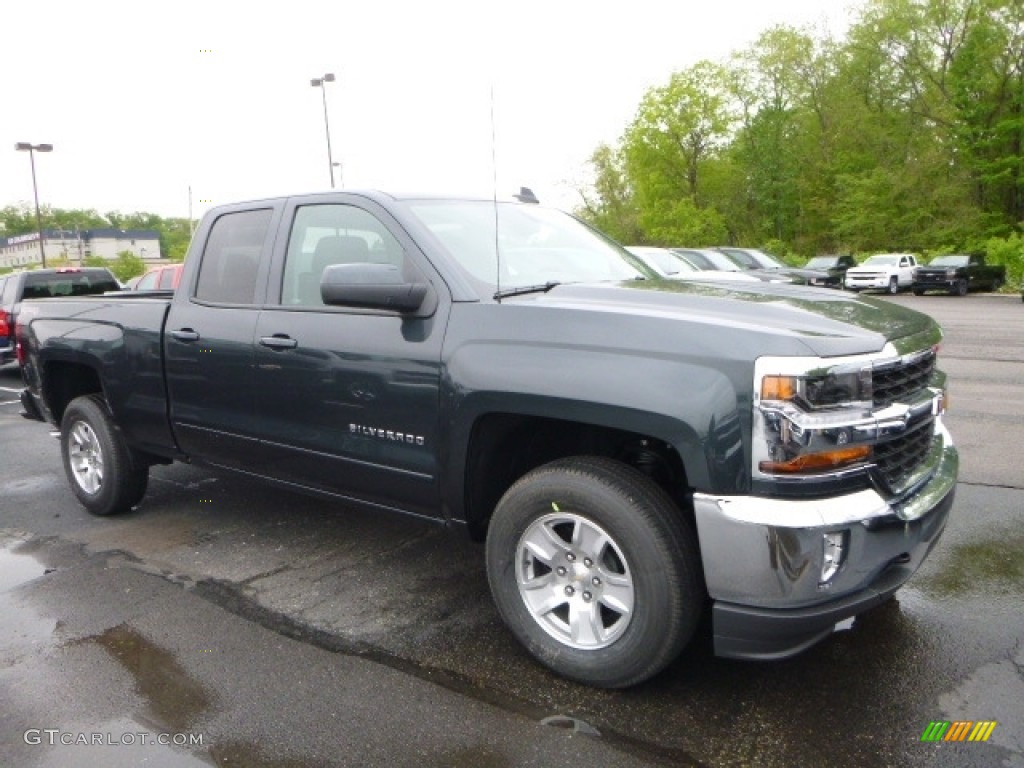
[441,336,750,520]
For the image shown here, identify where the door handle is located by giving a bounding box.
[170,329,200,342]
[259,335,298,350]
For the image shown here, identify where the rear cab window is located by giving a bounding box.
[20,269,120,299]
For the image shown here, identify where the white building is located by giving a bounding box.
[0,228,161,269]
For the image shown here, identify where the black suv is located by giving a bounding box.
[0,267,121,366]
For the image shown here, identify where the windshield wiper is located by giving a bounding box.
[493,281,563,300]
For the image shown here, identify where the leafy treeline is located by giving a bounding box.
[577,0,1024,279]
[0,204,193,262]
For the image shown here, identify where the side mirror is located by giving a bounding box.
[321,263,428,312]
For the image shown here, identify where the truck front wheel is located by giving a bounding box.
[887,277,899,295]
[61,394,149,516]
[485,456,703,688]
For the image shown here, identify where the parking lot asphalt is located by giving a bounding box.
[1,291,1022,767]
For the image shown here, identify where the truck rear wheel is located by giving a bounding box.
[61,394,149,516]
[485,456,703,688]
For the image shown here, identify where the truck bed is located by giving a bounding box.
[18,294,177,458]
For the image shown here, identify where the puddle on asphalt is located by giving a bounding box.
[0,543,49,592]
[79,624,214,733]
[916,529,1024,596]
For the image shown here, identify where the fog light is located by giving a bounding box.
[821,531,847,584]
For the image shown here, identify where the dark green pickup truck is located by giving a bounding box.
[912,253,1006,295]
[16,191,958,687]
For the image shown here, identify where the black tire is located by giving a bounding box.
[912,288,925,296]
[992,278,1003,292]
[60,394,149,516]
[485,456,703,688]
[950,278,968,296]
[887,276,899,295]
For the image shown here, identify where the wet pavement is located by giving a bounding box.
[1,293,1022,767]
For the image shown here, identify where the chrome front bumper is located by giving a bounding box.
[845,276,893,289]
[693,420,957,659]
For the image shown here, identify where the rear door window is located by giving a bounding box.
[195,209,272,304]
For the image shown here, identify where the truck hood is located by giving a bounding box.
[517,279,936,358]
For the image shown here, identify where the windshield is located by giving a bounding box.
[928,255,969,267]
[720,248,787,270]
[863,255,901,266]
[672,248,742,271]
[628,247,695,275]
[806,256,838,269]
[405,201,644,291]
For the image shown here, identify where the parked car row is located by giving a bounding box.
[626,245,1011,298]
[626,246,829,286]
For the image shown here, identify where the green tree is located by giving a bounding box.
[729,27,821,245]
[622,61,736,244]
[575,144,644,244]
[110,250,145,282]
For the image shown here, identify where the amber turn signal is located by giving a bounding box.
[761,375,797,401]
[759,445,872,474]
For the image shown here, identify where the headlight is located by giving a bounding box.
[761,366,872,410]
[755,358,876,479]
[946,269,957,278]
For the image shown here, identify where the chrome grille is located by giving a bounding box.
[873,351,936,407]
[873,413,935,492]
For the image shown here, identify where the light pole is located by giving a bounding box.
[310,73,336,188]
[15,142,54,268]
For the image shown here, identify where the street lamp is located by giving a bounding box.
[310,73,336,188]
[15,142,54,268]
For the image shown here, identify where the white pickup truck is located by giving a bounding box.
[845,253,919,294]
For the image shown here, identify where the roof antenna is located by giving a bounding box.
[490,85,502,303]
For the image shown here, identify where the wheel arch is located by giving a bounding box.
[42,360,104,425]
[448,393,746,540]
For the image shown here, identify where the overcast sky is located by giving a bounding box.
[1,0,855,224]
